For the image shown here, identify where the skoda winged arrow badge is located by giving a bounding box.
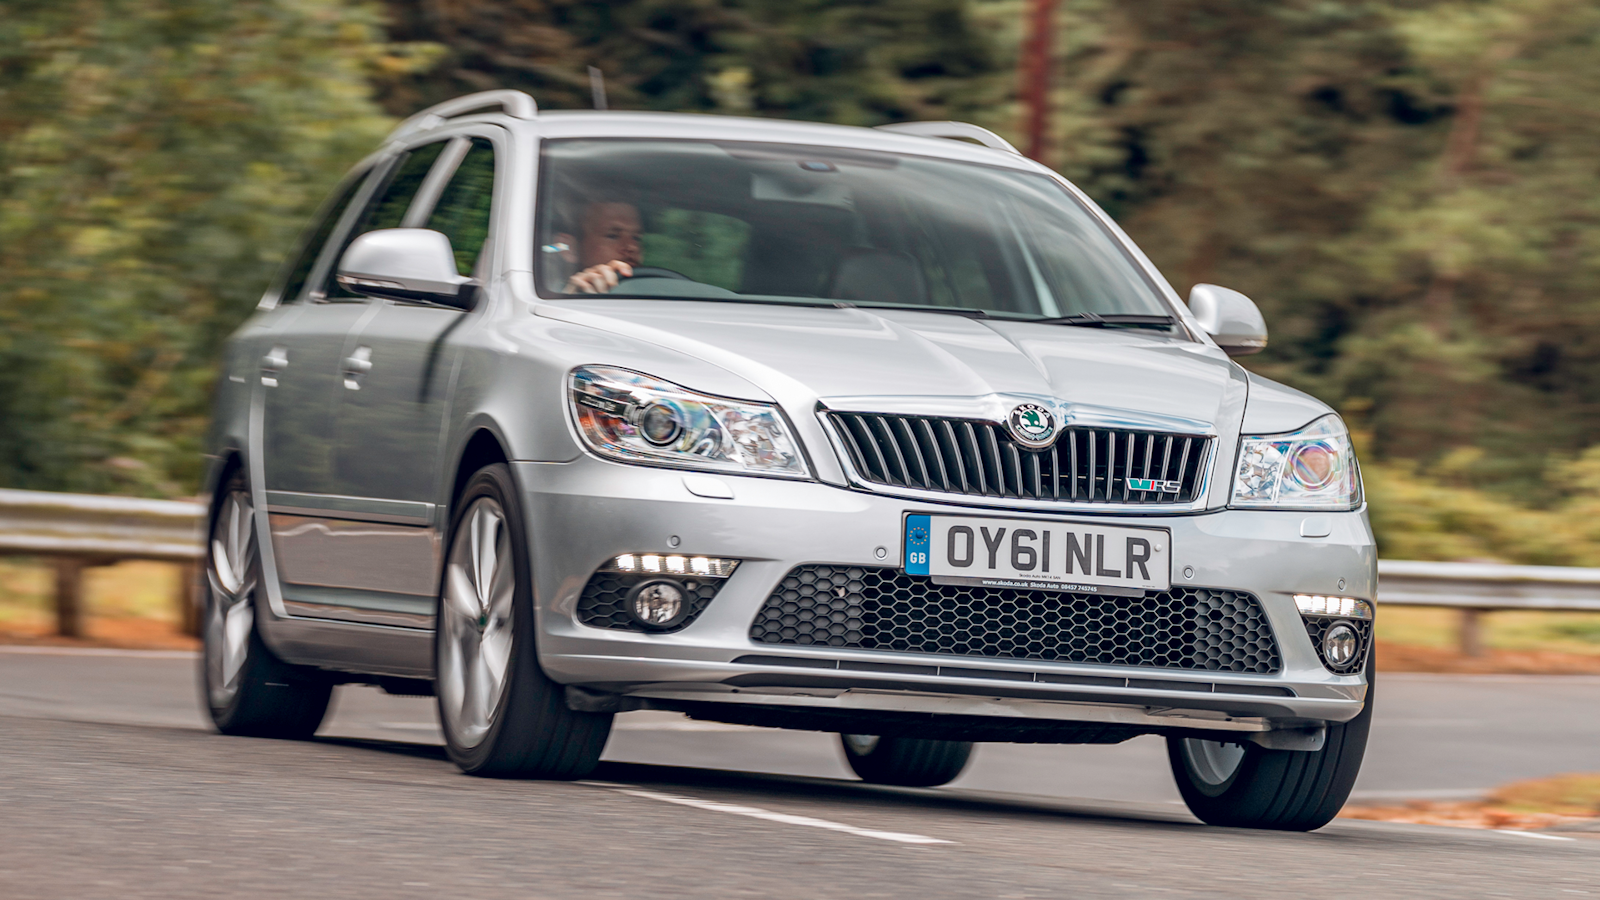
[1006,403,1058,449]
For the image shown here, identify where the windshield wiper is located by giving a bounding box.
[849,303,991,318]
[1031,312,1175,329]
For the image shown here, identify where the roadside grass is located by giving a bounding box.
[0,557,194,649]
[1342,773,1600,831]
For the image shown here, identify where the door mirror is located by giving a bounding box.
[336,228,474,309]
[1188,284,1267,356]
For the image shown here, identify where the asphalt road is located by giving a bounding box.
[2,647,1598,898]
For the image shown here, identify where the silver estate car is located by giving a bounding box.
[201,90,1375,831]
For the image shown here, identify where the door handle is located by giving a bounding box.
[342,346,373,390]
[260,346,288,387]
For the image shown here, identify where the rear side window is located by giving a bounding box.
[276,171,366,304]
[425,138,496,276]
[322,141,448,299]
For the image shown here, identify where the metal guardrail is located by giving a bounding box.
[2,489,1599,653]
[0,489,204,561]
[1377,560,1600,612]
[1377,559,1600,655]
[0,489,204,637]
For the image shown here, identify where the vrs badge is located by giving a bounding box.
[1006,403,1057,449]
[1127,477,1183,494]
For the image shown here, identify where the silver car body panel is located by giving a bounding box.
[203,106,1377,734]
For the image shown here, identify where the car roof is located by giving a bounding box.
[528,110,1045,173]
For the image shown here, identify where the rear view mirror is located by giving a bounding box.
[1188,284,1267,356]
[337,228,474,309]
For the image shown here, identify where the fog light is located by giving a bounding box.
[628,579,689,630]
[1322,621,1359,669]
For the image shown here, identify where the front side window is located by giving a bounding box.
[536,139,1174,329]
[426,138,496,276]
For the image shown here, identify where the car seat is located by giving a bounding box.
[828,249,929,307]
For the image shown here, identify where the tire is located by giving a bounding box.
[201,467,333,739]
[1167,658,1374,831]
[436,463,613,778]
[839,734,974,787]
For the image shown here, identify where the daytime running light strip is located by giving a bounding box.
[1293,594,1373,620]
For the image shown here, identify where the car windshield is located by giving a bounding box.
[536,138,1175,327]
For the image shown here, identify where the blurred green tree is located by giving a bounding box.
[4,0,1600,565]
[1042,0,1600,500]
[377,0,1004,123]
[0,0,409,495]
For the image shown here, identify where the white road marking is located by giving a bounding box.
[1493,830,1576,842]
[580,782,953,845]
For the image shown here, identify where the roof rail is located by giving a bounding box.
[390,90,538,142]
[873,121,1020,155]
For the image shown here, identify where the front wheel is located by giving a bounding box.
[1167,662,1373,831]
[839,734,973,787]
[436,464,613,778]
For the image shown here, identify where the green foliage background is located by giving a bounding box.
[2,0,1598,563]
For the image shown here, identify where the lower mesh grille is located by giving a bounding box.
[577,572,722,633]
[750,565,1281,674]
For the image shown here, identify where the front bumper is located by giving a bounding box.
[515,457,1376,735]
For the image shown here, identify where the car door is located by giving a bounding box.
[257,166,379,501]
[332,136,495,508]
[261,140,453,625]
[296,135,498,610]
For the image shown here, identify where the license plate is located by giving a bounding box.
[903,514,1170,598]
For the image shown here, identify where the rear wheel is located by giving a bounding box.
[1167,661,1374,831]
[201,468,332,738]
[839,734,974,787]
[436,464,613,778]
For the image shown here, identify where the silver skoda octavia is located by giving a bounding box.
[202,90,1375,831]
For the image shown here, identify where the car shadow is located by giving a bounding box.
[588,758,1202,832]
[305,734,1435,846]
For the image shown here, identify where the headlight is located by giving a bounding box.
[1231,414,1361,510]
[569,366,809,478]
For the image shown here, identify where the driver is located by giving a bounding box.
[552,200,643,293]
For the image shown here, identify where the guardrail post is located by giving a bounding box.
[1458,608,1487,657]
[53,557,85,638]
[178,562,202,637]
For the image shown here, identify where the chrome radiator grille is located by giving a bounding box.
[827,412,1210,504]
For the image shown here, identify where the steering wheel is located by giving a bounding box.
[620,266,691,281]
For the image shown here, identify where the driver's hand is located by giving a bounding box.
[565,260,634,294]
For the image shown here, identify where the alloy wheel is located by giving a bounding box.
[1181,738,1247,787]
[842,734,881,755]
[205,488,258,708]
[438,498,517,749]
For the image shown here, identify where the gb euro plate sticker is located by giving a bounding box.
[904,514,932,575]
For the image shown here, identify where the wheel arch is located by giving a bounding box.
[449,426,512,516]
[203,448,247,535]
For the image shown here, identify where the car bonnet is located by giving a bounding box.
[539,298,1246,439]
